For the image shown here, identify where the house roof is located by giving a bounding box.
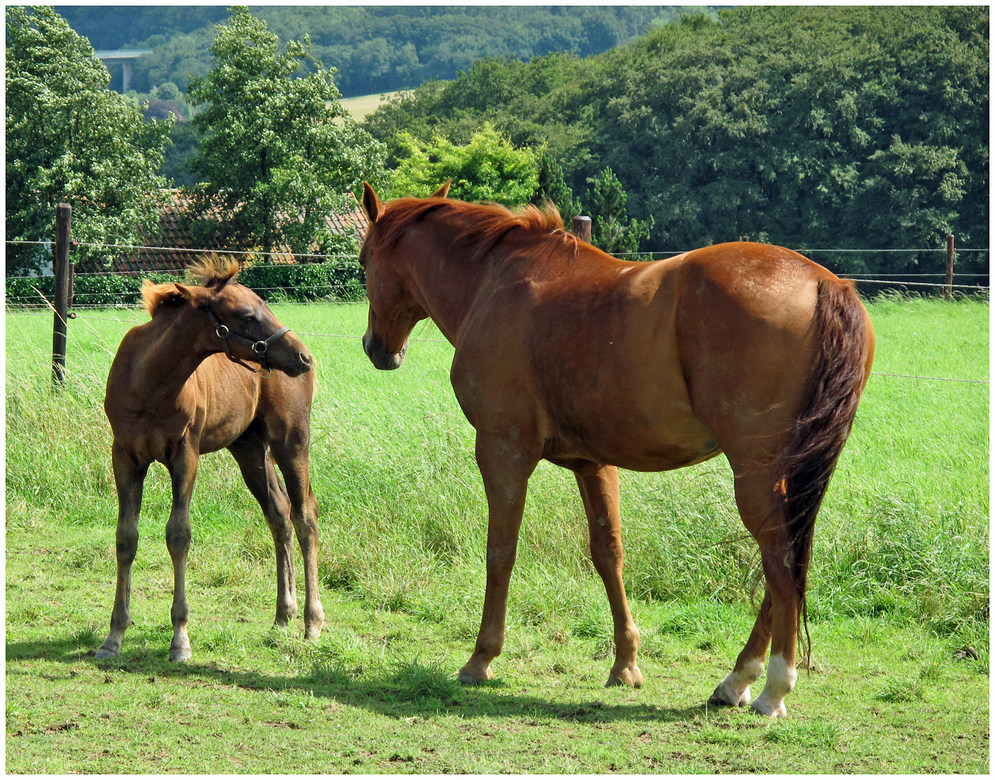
[79,189,368,275]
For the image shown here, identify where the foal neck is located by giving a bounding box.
[114,305,220,413]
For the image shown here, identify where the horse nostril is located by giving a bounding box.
[300,352,312,365]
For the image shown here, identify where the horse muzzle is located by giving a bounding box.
[363,330,405,370]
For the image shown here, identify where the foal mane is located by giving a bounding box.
[141,256,241,317]
[373,198,574,259]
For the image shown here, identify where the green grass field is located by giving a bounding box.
[340,90,404,122]
[5,294,989,773]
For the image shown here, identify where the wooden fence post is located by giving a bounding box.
[944,234,955,301]
[52,203,72,385]
[571,215,592,243]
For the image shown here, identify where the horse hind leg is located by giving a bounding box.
[712,469,802,718]
[96,444,148,659]
[575,463,642,688]
[229,433,299,630]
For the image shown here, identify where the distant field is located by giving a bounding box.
[341,90,405,122]
[5,295,989,773]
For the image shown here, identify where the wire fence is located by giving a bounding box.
[6,238,988,387]
[5,239,990,310]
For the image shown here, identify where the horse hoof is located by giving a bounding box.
[94,647,118,661]
[709,680,751,708]
[606,667,643,688]
[749,694,787,718]
[169,646,192,663]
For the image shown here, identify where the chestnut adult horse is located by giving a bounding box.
[359,183,873,718]
[96,259,324,662]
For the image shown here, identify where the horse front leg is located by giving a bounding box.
[96,444,149,659]
[458,434,537,684]
[166,446,199,662]
[574,463,643,688]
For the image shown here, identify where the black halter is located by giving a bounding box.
[203,308,290,375]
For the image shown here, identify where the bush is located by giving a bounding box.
[5,260,365,308]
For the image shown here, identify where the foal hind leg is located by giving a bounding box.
[575,463,642,688]
[165,445,199,662]
[229,433,299,629]
[270,434,324,640]
[96,444,148,659]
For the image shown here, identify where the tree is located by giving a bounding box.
[390,124,539,206]
[5,6,172,276]
[584,168,653,255]
[186,7,386,257]
[534,150,582,223]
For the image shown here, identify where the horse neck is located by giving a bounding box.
[400,222,495,343]
[115,307,216,413]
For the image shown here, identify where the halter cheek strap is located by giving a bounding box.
[203,308,291,375]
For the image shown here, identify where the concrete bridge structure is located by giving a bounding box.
[94,50,152,92]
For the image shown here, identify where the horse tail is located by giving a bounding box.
[780,278,873,658]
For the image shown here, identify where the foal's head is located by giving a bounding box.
[142,258,313,377]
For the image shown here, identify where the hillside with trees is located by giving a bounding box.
[54,6,693,97]
[366,6,989,276]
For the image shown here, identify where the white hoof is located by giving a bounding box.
[750,692,787,718]
[709,678,751,707]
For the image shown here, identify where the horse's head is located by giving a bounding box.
[145,259,313,377]
[359,181,450,370]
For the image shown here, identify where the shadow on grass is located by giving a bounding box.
[7,634,710,726]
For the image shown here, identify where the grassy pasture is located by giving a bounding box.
[5,295,989,773]
[340,90,404,122]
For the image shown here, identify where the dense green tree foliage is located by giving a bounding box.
[391,124,539,206]
[55,5,685,97]
[185,8,386,257]
[366,6,989,275]
[5,6,172,275]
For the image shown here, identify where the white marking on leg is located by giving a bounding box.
[751,653,796,718]
[710,658,763,706]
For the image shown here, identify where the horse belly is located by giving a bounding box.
[544,381,722,472]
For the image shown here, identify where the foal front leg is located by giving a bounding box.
[575,463,643,688]
[166,446,199,662]
[96,444,148,659]
[458,434,536,684]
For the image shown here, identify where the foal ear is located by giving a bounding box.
[431,180,452,199]
[362,182,385,224]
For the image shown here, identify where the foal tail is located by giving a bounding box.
[780,278,873,655]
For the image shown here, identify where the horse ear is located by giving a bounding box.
[432,180,452,199]
[174,283,194,301]
[362,182,385,224]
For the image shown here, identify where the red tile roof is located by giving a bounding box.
[78,189,368,275]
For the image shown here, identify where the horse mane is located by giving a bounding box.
[141,256,241,317]
[372,198,574,258]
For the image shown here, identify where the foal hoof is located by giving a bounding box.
[169,645,192,663]
[94,646,119,661]
[457,665,494,685]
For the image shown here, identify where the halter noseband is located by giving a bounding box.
[203,308,290,375]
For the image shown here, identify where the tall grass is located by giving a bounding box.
[5,295,989,652]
